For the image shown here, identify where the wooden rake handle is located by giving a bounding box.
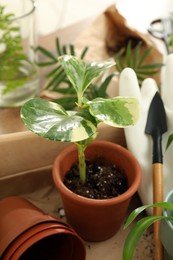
[153,163,164,260]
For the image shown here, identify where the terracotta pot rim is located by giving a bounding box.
[12,227,79,259]
[3,222,76,260]
[53,140,141,206]
[0,216,71,256]
[0,196,82,258]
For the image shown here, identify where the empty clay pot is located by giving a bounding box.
[0,196,86,260]
[52,140,142,242]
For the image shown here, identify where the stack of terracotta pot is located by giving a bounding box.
[0,196,86,260]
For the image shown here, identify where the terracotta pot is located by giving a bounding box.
[52,140,142,242]
[0,196,86,260]
[160,190,173,260]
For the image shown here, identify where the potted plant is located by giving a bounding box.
[21,55,141,242]
[123,133,173,260]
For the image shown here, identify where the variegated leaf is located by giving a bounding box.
[58,55,115,95]
[89,97,139,127]
[21,98,97,142]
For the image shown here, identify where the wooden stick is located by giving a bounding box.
[153,163,164,260]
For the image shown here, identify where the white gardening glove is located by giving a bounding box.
[119,53,173,208]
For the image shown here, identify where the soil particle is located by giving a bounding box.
[64,157,128,199]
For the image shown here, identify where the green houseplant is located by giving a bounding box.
[0,2,39,107]
[123,201,173,260]
[123,134,173,260]
[21,55,141,241]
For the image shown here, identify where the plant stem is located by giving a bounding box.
[77,143,86,184]
[77,92,83,109]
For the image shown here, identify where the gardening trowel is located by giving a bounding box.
[145,91,167,260]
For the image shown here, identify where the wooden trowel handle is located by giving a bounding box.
[153,163,164,260]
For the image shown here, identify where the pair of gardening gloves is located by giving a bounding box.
[119,53,173,210]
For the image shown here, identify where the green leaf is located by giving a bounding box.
[76,106,98,127]
[133,41,141,68]
[166,133,173,150]
[45,69,66,90]
[37,61,57,67]
[84,73,115,100]
[123,202,173,259]
[94,73,115,98]
[69,44,75,56]
[126,40,132,67]
[80,46,89,59]
[124,202,173,229]
[62,45,67,54]
[123,215,173,260]
[56,37,62,55]
[46,65,62,78]
[136,63,163,69]
[89,97,139,127]
[137,47,151,67]
[54,87,75,95]
[135,69,160,76]
[114,40,163,86]
[36,46,57,62]
[54,96,77,110]
[58,55,115,96]
[21,98,97,142]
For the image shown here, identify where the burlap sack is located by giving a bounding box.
[75,5,163,87]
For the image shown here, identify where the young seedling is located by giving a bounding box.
[21,55,139,184]
[36,38,115,110]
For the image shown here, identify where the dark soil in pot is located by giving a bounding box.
[64,157,128,199]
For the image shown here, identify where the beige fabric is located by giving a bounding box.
[75,5,163,85]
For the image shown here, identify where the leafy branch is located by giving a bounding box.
[114,40,163,86]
